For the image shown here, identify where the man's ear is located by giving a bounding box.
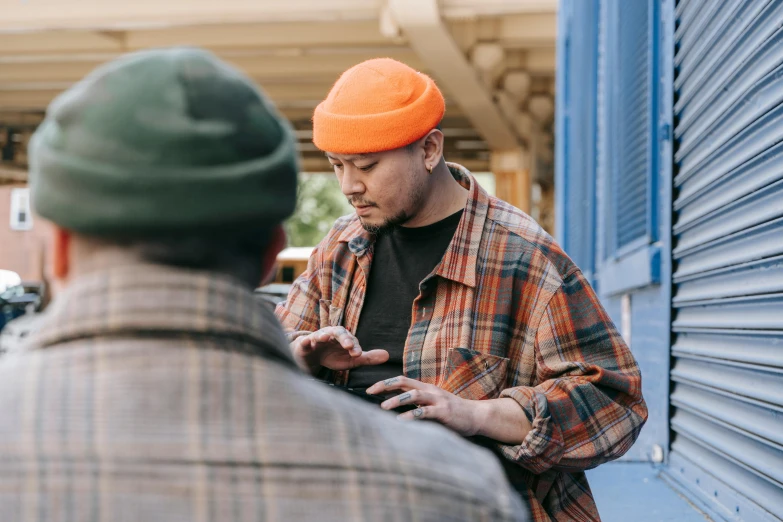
[52,226,71,280]
[260,225,287,286]
[423,128,445,171]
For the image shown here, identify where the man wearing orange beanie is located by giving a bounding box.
[277,58,647,522]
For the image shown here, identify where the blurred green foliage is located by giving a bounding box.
[285,173,352,247]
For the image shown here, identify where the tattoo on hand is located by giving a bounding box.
[397,392,412,404]
[383,377,400,387]
[413,408,424,418]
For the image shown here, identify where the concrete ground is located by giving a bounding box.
[587,463,711,522]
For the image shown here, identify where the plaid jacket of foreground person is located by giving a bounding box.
[0,264,527,522]
[277,163,648,522]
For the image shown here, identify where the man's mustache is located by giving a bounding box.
[348,199,378,207]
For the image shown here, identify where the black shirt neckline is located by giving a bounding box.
[392,209,464,240]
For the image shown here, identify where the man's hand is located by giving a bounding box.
[368,375,533,444]
[292,326,389,375]
[367,376,481,437]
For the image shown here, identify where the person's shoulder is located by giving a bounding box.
[484,196,577,281]
[281,377,527,520]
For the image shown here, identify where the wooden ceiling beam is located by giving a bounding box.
[0,31,125,55]
[0,81,462,112]
[0,49,425,83]
[440,0,557,18]
[0,0,382,30]
[125,21,396,51]
[0,0,555,32]
[0,22,397,57]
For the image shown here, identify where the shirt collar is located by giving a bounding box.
[337,218,373,256]
[434,163,488,288]
[338,162,488,288]
[24,263,298,369]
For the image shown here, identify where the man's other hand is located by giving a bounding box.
[368,375,532,444]
[368,376,480,437]
[292,326,389,374]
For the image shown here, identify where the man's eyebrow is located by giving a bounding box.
[325,153,372,161]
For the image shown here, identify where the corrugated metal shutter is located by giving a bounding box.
[559,0,599,280]
[669,0,783,520]
[606,0,655,256]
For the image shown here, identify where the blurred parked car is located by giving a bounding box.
[0,269,41,334]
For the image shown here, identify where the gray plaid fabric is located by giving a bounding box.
[0,264,528,522]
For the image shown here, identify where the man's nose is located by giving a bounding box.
[340,166,364,197]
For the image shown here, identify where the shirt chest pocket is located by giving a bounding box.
[440,347,510,400]
[319,299,344,327]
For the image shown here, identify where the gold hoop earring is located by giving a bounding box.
[427,165,433,174]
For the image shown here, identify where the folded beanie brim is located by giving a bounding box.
[312,74,445,154]
[29,122,299,236]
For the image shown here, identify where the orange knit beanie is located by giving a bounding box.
[313,58,446,154]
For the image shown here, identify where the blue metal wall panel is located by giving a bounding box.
[559,0,675,465]
[556,0,599,282]
[591,0,674,463]
[666,0,783,520]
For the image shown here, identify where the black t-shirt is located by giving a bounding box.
[347,209,463,390]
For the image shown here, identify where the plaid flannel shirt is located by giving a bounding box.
[276,163,648,521]
[0,263,527,522]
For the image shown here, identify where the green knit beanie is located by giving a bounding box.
[28,47,298,236]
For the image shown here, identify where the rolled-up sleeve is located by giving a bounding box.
[498,269,648,474]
